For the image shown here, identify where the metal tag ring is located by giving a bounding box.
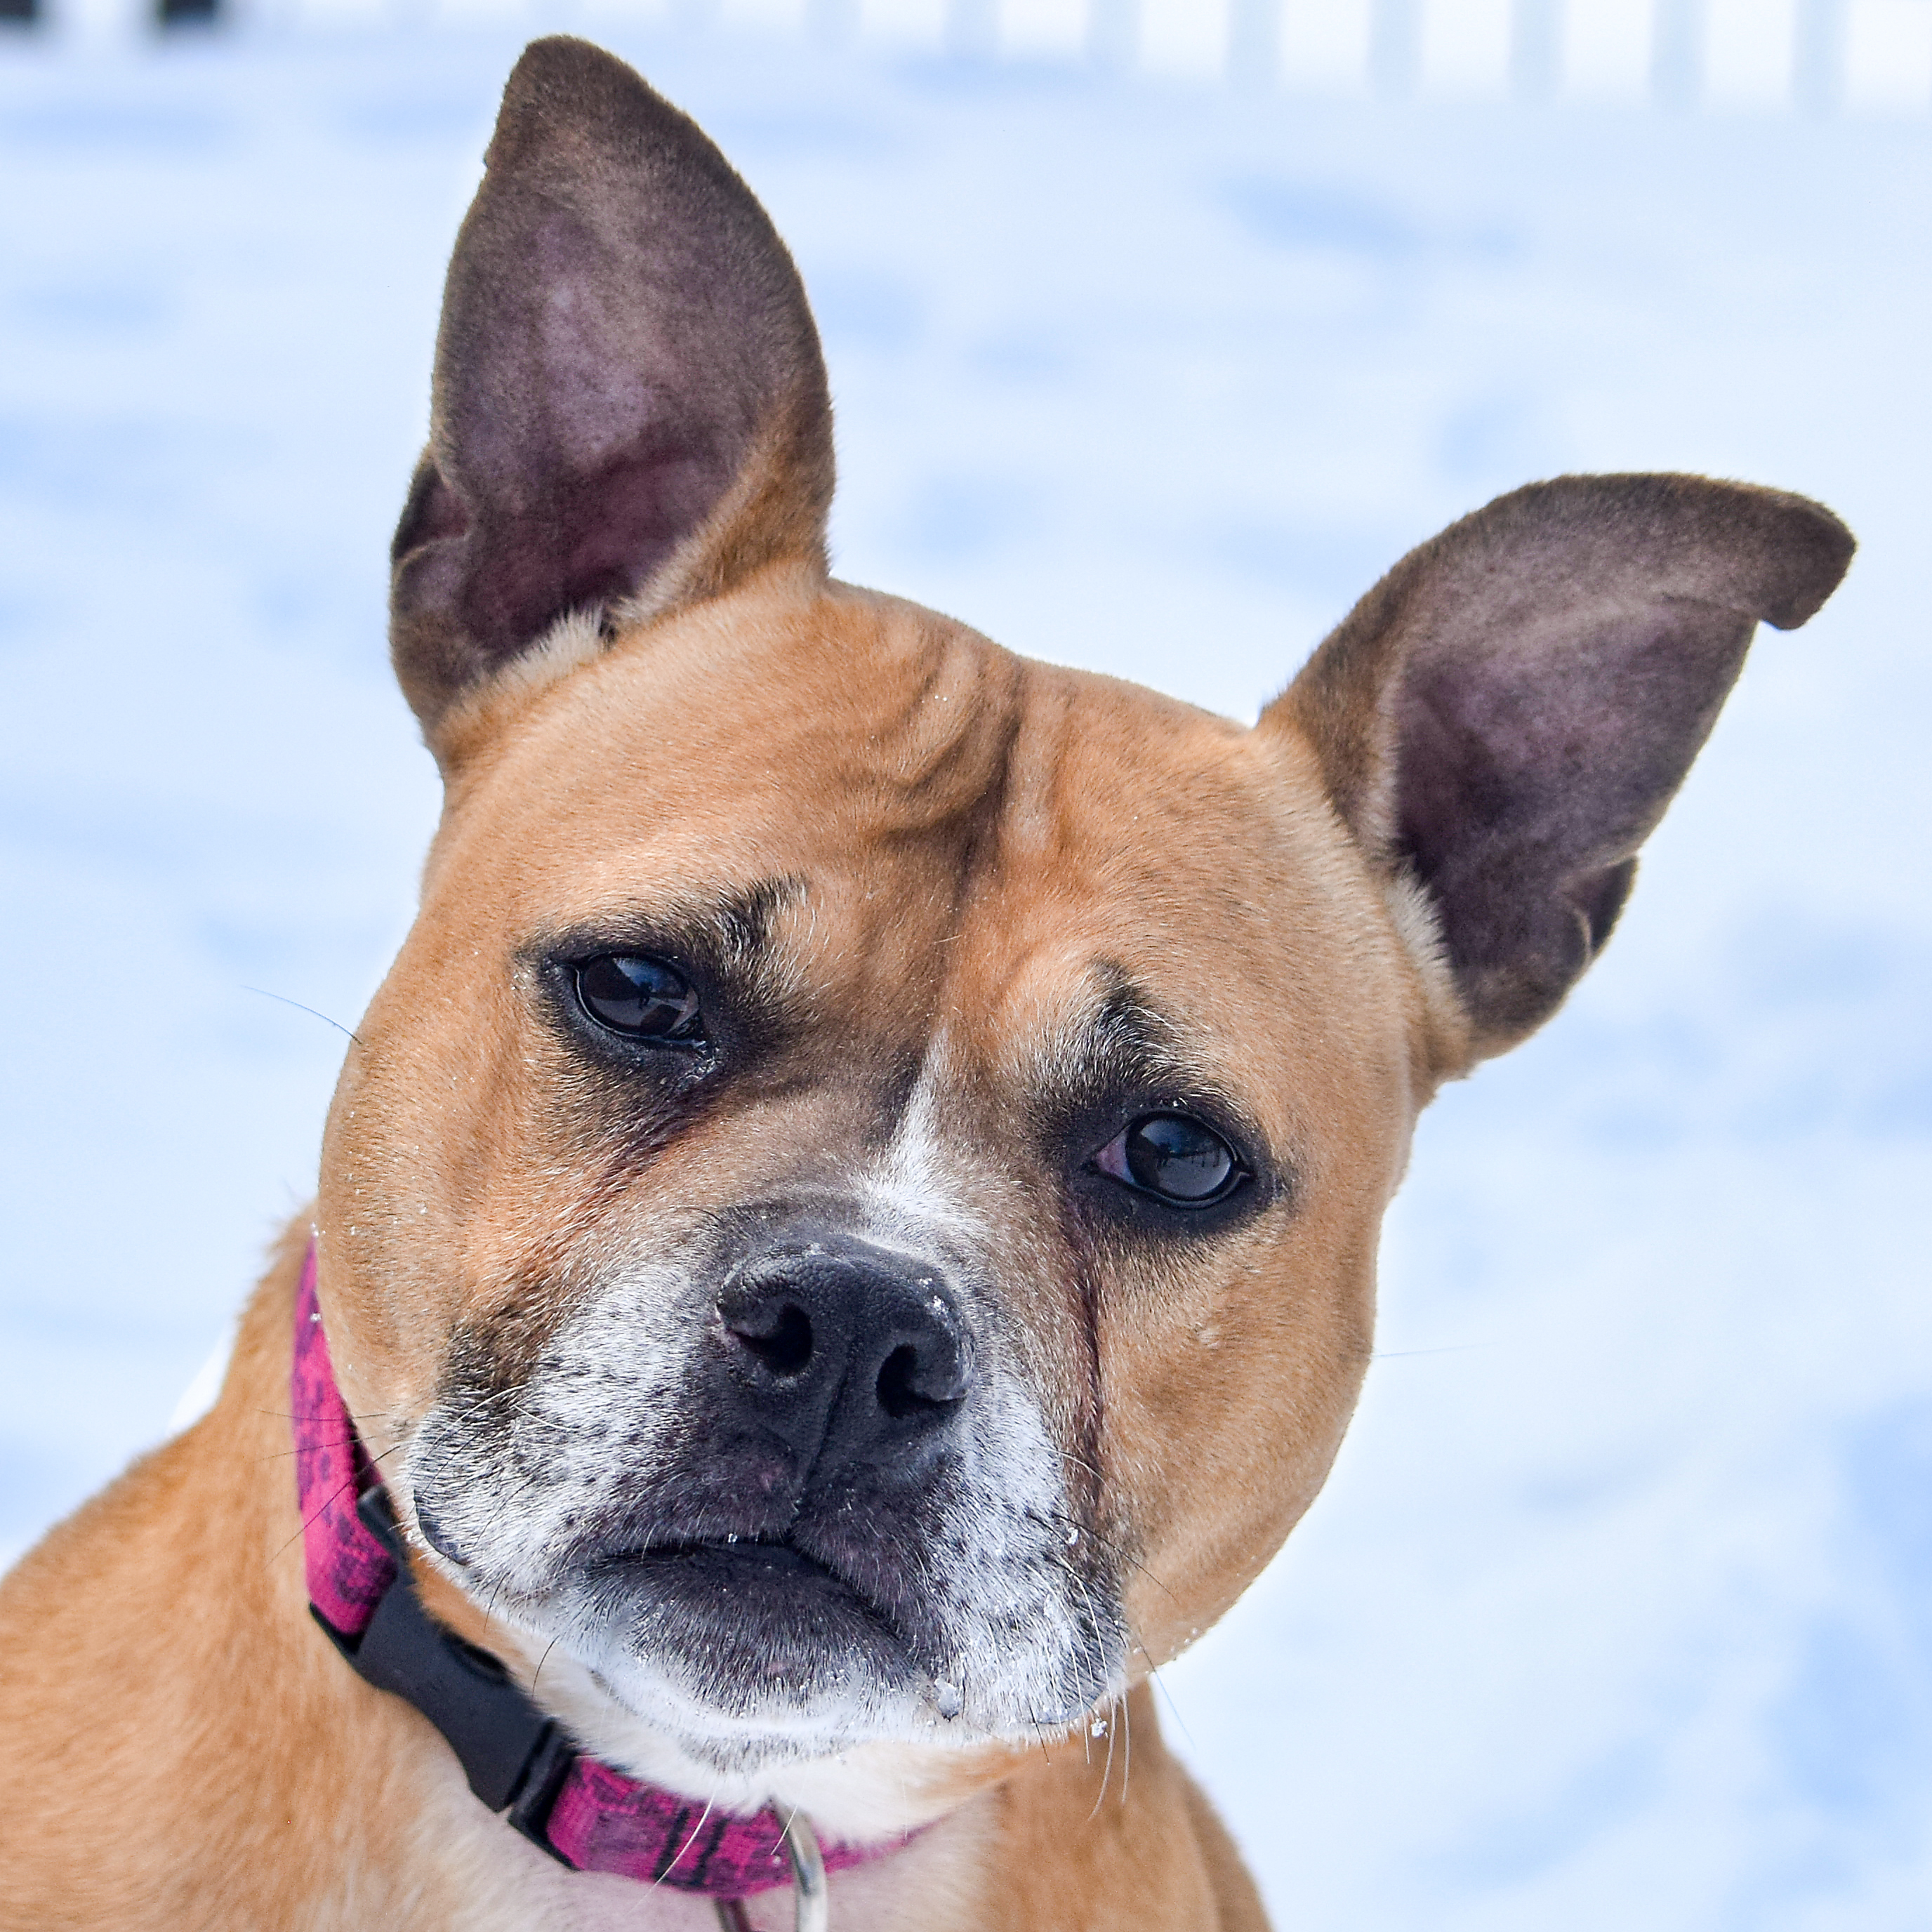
[714,1811,828,1932]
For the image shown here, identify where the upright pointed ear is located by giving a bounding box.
[389,37,833,738]
[1263,475,1853,1066]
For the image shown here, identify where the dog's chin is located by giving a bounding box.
[590,1541,919,1705]
[544,1545,1114,1779]
[561,1542,945,1770]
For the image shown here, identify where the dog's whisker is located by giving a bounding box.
[652,1795,716,1888]
[1088,1688,1119,1821]
[531,1632,562,1697]
[265,1471,368,1571]
[239,985,365,1047]
[261,1406,395,1423]
[1142,1658,1198,1755]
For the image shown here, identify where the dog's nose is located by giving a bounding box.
[716,1236,971,1478]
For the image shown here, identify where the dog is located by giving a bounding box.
[0,36,1853,1931]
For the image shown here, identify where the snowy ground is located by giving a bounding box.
[2,21,1928,1928]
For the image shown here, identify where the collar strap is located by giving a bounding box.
[291,1248,899,1899]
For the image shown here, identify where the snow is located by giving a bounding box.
[1,19,1928,1926]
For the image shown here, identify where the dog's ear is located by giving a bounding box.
[389,37,833,737]
[1262,475,1853,1065]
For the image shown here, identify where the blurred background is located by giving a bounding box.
[2,0,1928,1924]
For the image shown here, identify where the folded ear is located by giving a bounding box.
[389,37,833,736]
[1263,475,1853,1065]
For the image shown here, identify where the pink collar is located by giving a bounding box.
[291,1248,901,1900]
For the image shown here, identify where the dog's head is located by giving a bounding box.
[314,39,1851,1800]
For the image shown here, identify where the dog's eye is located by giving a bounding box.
[573,954,705,1044]
[1092,1113,1244,1207]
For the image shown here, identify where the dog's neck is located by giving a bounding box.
[293,1248,1005,1877]
[447,1625,991,1846]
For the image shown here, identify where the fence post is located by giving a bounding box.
[1226,0,1276,88]
[1087,0,1135,72]
[44,0,150,41]
[1792,0,1844,112]
[1511,0,1561,102]
[1369,0,1420,95]
[1651,0,1703,110]
[947,0,995,59]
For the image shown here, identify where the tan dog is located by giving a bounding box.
[0,37,1853,1932]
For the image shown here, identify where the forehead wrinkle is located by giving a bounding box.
[775,597,1028,857]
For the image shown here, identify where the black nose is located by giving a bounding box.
[715,1235,972,1479]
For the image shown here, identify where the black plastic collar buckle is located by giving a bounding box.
[311,1486,578,1862]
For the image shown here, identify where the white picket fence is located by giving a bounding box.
[18,0,1932,112]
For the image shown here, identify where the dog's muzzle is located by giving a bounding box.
[555,1231,980,1709]
[403,1208,1122,1760]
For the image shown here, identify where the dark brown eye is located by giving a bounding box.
[574,954,704,1045]
[1093,1113,1244,1207]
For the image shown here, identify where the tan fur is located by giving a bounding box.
[0,37,1851,1930]
[0,569,1414,1929]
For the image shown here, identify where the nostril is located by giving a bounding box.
[728,1300,814,1379]
[875,1344,922,1420]
[876,1340,965,1420]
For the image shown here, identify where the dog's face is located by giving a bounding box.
[324,581,1421,1773]
[313,39,1851,1786]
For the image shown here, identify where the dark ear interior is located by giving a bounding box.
[1265,474,1854,1061]
[390,37,834,734]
